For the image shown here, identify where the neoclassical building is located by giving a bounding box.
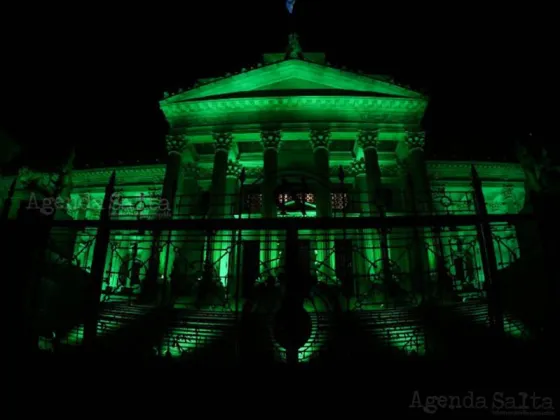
[3,40,528,308]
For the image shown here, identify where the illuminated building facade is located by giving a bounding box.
[3,39,533,362]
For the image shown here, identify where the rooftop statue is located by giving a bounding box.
[286,33,303,59]
[517,142,560,196]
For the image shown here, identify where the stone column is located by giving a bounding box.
[260,130,282,279]
[174,163,203,295]
[157,135,187,287]
[179,163,200,217]
[209,132,233,218]
[356,129,391,297]
[351,158,372,293]
[404,131,431,298]
[162,134,188,214]
[205,132,234,287]
[220,159,242,292]
[310,129,336,283]
[310,129,332,218]
[357,129,384,214]
[405,131,431,213]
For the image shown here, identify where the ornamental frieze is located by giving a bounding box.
[162,97,427,119]
[330,163,400,178]
[426,162,525,181]
[72,165,166,187]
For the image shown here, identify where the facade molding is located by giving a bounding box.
[164,96,426,127]
[1,160,525,191]
[427,161,525,181]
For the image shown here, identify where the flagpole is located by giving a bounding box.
[285,0,302,59]
[286,0,296,33]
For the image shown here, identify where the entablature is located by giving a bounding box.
[164,96,425,129]
[180,127,407,144]
[427,161,524,182]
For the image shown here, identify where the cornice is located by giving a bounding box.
[72,164,166,187]
[164,96,426,127]
[161,59,426,104]
[164,96,425,115]
[427,161,525,181]
[330,163,401,179]
[1,160,524,191]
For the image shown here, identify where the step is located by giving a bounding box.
[355,308,425,355]
[38,304,154,351]
[161,310,237,358]
[448,302,529,338]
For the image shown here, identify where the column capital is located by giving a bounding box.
[226,160,243,178]
[396,158,409,175]
[165,134,188,155]
[501,184,515,201]
[350,158,367,176]
[357,129,379,150]
[261,130,282,150]
[183,162,199,179]
[309,128,331,150]
[405,131,425,151]
[212,132,234,152]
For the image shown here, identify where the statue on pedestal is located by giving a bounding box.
[286,33,303,59]
[516,142,560,210]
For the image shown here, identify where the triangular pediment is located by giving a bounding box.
[162,59,424,103]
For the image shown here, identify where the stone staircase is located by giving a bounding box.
[270,312,332,364]
[38,303,155,351]
[160,310,238,361]
[449,301,529,339]
[354,307,426,356]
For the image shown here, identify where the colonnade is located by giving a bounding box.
[150,128,429,290]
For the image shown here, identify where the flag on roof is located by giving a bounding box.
[286,0,295,14]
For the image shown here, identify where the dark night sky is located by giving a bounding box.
[0,1,555,171]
